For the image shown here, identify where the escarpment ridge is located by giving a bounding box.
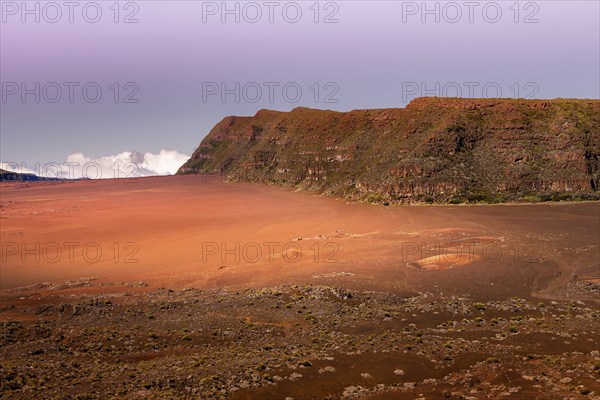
[178,97,599,203]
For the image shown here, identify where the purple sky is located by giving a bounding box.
[1,1,599,170]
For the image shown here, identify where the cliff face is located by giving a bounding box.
[177,98,600,203]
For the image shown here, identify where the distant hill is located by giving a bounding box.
[0,168,63,182]
[177,97,600,203]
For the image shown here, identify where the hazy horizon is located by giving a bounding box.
[2,0,599,173]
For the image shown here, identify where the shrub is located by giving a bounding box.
[521,195,542,202]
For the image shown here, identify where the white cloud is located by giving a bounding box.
[1,150,190,180]
[0,162,40,176]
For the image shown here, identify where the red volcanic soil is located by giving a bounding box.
[1,176,599,400]
[0,175,598,301]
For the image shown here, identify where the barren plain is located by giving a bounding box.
[1,175,599,399]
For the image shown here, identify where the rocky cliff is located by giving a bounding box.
[177,98,600,203]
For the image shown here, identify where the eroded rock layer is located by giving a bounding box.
[178,98,600,203]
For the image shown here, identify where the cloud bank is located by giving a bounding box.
[1,150,190,179]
